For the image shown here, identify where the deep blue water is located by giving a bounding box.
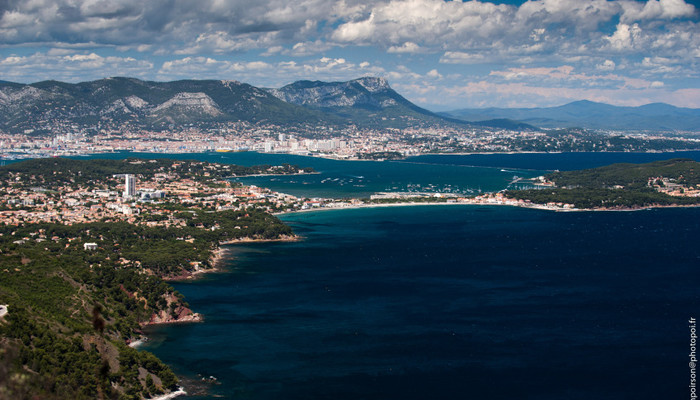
[143,205,700,399]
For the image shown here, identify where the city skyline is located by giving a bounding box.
[1,0,699,110]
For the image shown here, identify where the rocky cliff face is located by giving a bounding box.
[266,76,459,128]
[268,77,398,109]
[146,292,203,325]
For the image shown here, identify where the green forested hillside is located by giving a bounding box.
[506,158,700,209]
[0,207,292,399]
[546,158,700,189]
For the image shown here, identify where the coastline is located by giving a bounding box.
[218,234,300,245]
[145,234,301,325]
[132,233,302,397]
[275,199,700,216]
[227,171,320,178]
[168,246,232,281]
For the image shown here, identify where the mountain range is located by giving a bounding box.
[0,76,697,135]
[0,77,335,134]
[442,100,700,132]
[0,77,464,134]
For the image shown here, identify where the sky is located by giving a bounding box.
[1,0,699,110]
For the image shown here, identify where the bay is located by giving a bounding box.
[143,205,700,399]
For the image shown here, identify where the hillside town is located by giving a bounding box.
[0,159,313,228]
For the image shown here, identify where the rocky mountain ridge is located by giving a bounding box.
[0,77,336,134]
[0,76,463,134]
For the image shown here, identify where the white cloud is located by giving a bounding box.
[605,23,643,51]
[284,40,333,56]
[640,56,685,75]
[155,55,385,87]
[329,0,699,65]
[596,59,616,71]
[621,0,695,22]
[428,79,699,108]
[439,51,486,64]
[488,65,666,91]
[387,42,422,54]
[426,69,441,79]
[1,0,698,65]
[0,51,153,82]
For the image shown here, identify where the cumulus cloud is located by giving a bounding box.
[620,0,696,22]
[0,52,153,82]
[156,55,385,87]
[0,0,344,51]
[605,23,643,51]
[331,0,513,48]
[330,0,699,64]
[488,65,667,91]
[284,40,334,56]
[597,59,616,71]
[426,69,442,79]
[387,42,423,54]
[1,0,698,63]
[439,51,487,64]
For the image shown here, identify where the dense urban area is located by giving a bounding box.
[3,123,700,162]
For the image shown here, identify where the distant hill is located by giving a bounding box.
[443,100,700,132]
[468,118,537,131]
[267,77,467,129]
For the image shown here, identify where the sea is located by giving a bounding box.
[74,151,700,399]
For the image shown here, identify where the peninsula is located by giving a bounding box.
[504,158,700,210]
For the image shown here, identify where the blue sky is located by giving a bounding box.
[1,0,699,110]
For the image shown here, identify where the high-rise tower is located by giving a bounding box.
[124,174,136,197]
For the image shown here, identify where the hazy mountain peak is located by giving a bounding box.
[444,100,700,131]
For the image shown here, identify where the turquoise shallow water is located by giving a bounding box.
[75,150,700,198]
[75,151,543,198]
[143,205,700,399]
